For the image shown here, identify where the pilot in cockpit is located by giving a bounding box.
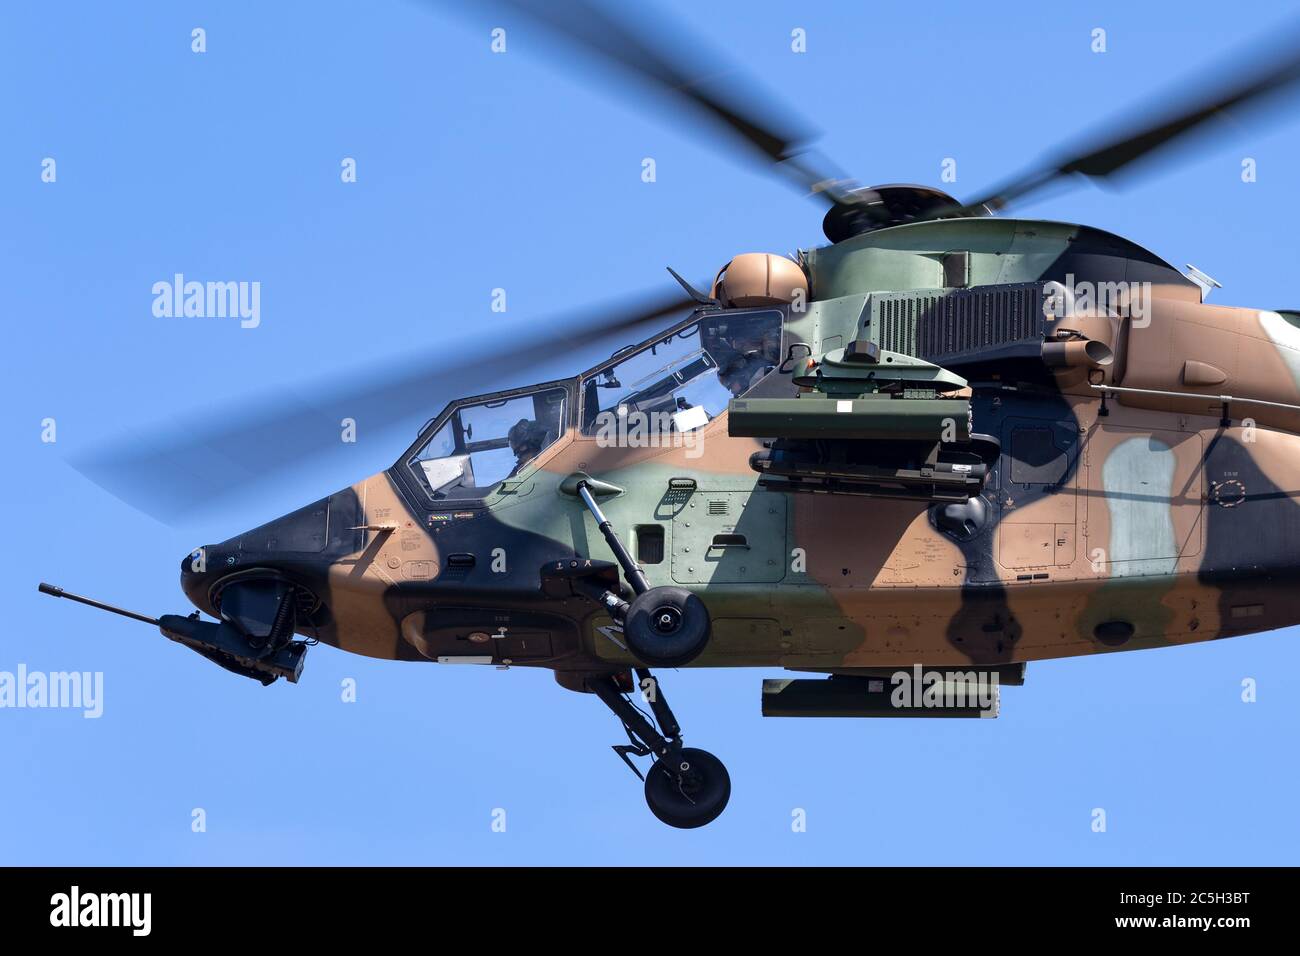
[717,347,775,397]
[506,418,549,476]
[715,324,780,398]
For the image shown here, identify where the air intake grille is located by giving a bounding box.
[870,282,1046,362]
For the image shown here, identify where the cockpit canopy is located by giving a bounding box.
[411,387,568,500]
[402,309,784,502]
[580,310,782,435]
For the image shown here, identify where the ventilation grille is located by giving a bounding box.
[870,283,1046,362]
[707,499,729,516]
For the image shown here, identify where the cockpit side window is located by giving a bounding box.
[580,310,782,436]
[411,387,567,500]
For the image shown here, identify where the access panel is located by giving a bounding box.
[671,491,787,585]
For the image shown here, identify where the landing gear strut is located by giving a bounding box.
[573,479,711,667]
[587,668,731,829]
[570,476,726,826]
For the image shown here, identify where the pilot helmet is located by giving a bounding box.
[508,418,548,456]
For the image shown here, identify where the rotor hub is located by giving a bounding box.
[821,184,981,242]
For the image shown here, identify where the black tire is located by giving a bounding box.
[643,747,731,829]
[622,586,711,667]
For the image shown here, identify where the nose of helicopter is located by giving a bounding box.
[177,487,362,618]
[179,542,236,617]
[178,537,325,643]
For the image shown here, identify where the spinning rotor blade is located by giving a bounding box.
[71,288,698,525]
[445,0,858,205]
[960,21,1300,214]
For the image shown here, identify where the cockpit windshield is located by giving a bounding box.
[411,387,567,499]
[580,310,782,435]
[403,309,783,503]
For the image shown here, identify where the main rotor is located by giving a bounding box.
[68,2,1300,522]
[468,1,1300,241]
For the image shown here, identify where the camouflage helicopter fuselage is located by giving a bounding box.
[181,216,1300,689]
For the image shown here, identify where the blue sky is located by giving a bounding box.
[3,0,1299,864]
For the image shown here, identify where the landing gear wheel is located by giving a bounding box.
[643,747,731,829]
[623,586,711,667]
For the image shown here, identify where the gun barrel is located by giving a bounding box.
[37,583,159,627]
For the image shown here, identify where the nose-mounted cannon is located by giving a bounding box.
[38,578,310,685]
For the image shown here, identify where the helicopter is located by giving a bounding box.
[40,2,1300,828]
